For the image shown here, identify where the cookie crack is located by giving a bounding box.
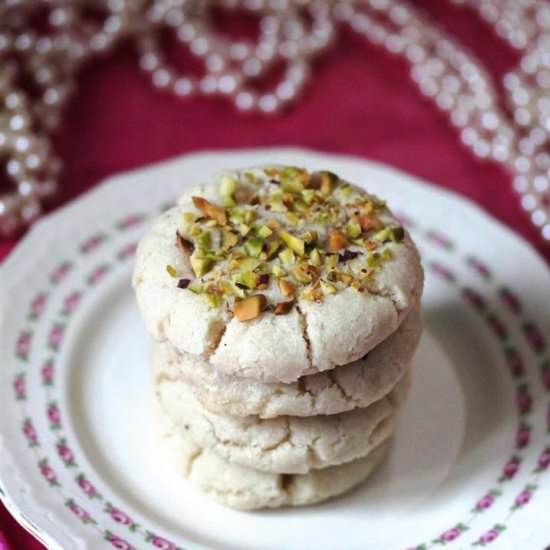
[295,304,312,369]
[326,369,359,406]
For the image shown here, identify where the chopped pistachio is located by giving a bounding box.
[279,231,305,256]
[196,231,211,251]
[373,226,404,243]
[245,236,264,257]
[257,225,273,239]
[183,212,195,224]
[234,271,259,289]
[339,273,353,285]
[279,248,296,266]
[326,254,339,269]
[166,264,178,278]
[266,218,281,230]
[234,294,267,321]
[279,278,295,297]
[265,240,281,260]
[220,175,238,198]
[310,171,338,195]
[202,293,222,308]
[292,264,316,284]
[272,264,285,277]
[192,196,227,225]
[239,257,261,271]
[359,215,381,232]
[274,301,295,315]
[187,282,202,294]
[190,255,213,277]
[239,223,251,236]
[176,231,194,255]
[286,212,300,226]
[345,222,362,239]
[320,280,337,295]
[222,229,239,251]
[301,189,315,205]
[309,248,322,266]
[327,229,348,252]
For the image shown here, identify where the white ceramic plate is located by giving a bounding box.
[1,149,550,550]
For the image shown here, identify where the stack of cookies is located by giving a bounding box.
[133,165,423,510]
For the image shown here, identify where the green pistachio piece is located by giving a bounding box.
[239,257,261,272]
[292,264,313,284]
[265,240,281,260]
[245,236,264,257]
[196,231,211,250]
[272,264,285,277]
[202,293,221,308]
[239,224,251,236]
[320,280,337,295]
[279,231,305,256]
[234,271,259,289]
[220,175,238,198]
[301,189,315,205]
[166,264,177,277]
[190,255,213,277]
[187,282,202,294]
[257,225,273,239]
[326,254,339,269]
[183,212,195,224]
[222,229,239,250]
[279,248,296,266]
[294,199,307,213]
[345,222,362,239]
[309,248,322,266]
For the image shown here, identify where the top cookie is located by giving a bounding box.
[133,165,423,383]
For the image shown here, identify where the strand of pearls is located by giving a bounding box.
[0,1,549,243]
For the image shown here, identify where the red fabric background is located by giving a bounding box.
[1,2,549,548]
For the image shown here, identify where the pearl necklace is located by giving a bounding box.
[1,0,549,244]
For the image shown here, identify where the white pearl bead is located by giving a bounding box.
[521,193,537,211]
[532,209,547,226]
[200,75,218,95]
[173,77,194,96]
[542,224,550,240]
[235,90,257,112]
[259,94,279,113]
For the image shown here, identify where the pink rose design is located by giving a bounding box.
[117,243,137,260]
[41,360,54,385]
[39,460,58,485]
[30,293,47,318]
[14,375,26,399]
[81,235,105,253]
[499,288,521,313]
[462,288,485,310]
[516,424,531,449]
[88,265,109,285]
[505,348,524,378]
[537,448,550,471]
[51,262,72,283]
[523,322,546,353]
[475,493,495,511]
[516,386,532,415]
[108,506,132,526]
[47,403,61,425]
[501,456,521,480]
[16,331,31,359]
[57,440,75,466]
[487,315,507,339]
[105,532,134,550]
[63,292,81,314]
[479,528,500,544]
[49,324,65,349]
[67,499,94,523]
[150,535,176,550]
[440,527,461,542]
[23,419,38,446]
[77,475,98,498]
[514,488,533,507]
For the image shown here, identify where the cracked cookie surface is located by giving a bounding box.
[158,409,391,510]
[153,305,421,418]
[154,351,409,474]
[133,165,424,383]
